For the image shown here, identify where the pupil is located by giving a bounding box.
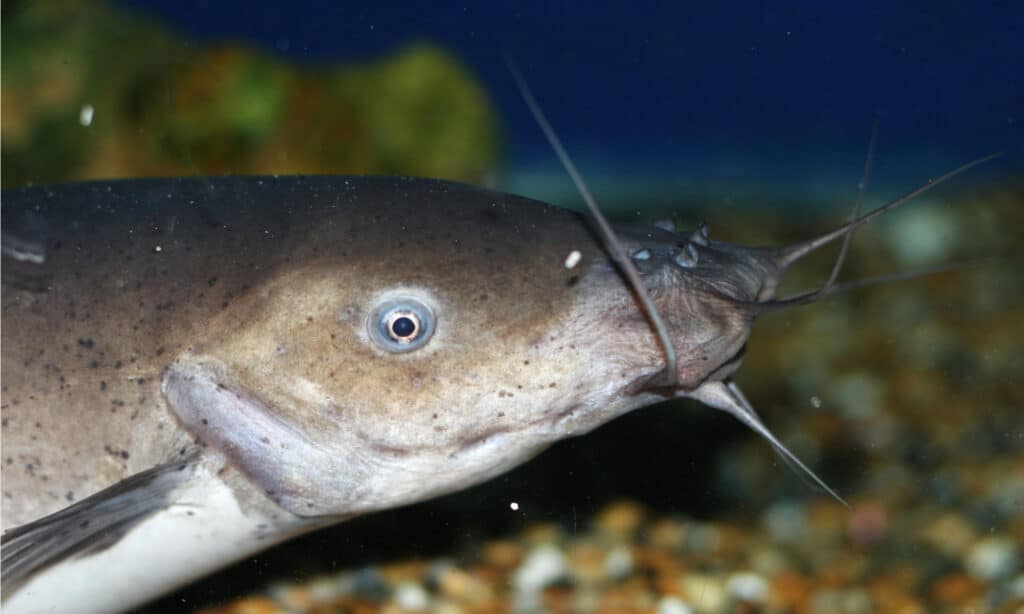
[391,316,416,338]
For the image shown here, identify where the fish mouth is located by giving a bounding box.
[599,221,775,392]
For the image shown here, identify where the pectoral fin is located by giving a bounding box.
[1,456,198,595]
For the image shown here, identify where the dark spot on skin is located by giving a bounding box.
[77,338,94,349]
[260,437,270,444]
[498,412,505,417]
[549,383,557,388]
[201,419,208,425]
[432,413,438,419]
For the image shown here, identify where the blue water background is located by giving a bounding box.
[120,1,1022,209]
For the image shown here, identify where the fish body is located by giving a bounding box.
[0,164,984,612]
[2,175,765,612]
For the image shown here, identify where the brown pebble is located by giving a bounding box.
[594,500,646,538]
[313,598,380,614]
[522,522,563,546]
[929,573,984,604]
[379,560,427,584]
[568,541,607,585]
[769,571,812,610]
[196,597,279,614]
[484,540,524,569]
[647,518,686,550]
[846,501,889,547]
[438,567,490,603]
[634,547,685,581]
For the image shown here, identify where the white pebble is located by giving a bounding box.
[762,499,808,544]
[965,535,1019,580]
[604,546,633,580]
[393,581,431,610]
[726,571,768,603]
[79,104,94,127]
[513,544,568,594]
[308,577,339,601]
[680,574,725,612]
[656,596,694,614]
[564,250,582,269]
[882,205,957,266]
[154,245,162,253]
[510,501,519,511]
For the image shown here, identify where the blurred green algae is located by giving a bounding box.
[1,0,500,187]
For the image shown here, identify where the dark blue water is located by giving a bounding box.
[121,1,1021,204]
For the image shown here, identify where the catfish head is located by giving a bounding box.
[161,148,990,519]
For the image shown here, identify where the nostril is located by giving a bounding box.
[690,223,710,246]
[673,244,699,268]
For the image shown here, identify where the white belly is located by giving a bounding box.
[3,466,301,614]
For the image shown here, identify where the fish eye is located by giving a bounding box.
[368,298,435,353]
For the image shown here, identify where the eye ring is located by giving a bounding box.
[367,298,435,353]
[384,311,420,342]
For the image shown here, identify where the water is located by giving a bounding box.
[2,2,1022,612]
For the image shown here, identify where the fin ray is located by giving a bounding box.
[683,381,847,506]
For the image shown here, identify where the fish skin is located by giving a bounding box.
[0,176,583,524]
[3,175,764,610]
